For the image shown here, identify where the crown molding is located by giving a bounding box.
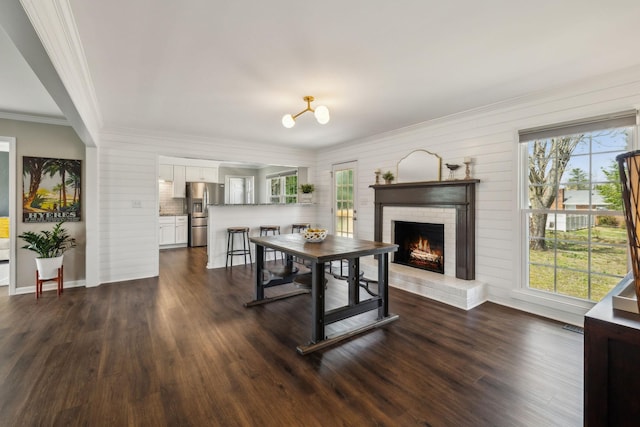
[0,110,68,126]
[19,0,102,143]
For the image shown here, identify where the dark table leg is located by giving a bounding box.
[297,252,398,355]
[348,258,360,306]
[255,244,264,301]
[310,261,325,343]
[377,252,389,319]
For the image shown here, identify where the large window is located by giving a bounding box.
[520,111,636,302]
[268,172,297,204]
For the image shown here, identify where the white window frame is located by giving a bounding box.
[267,171,298,204]
[515,111,638,312]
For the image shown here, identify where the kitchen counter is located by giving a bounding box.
[206,204,316,269]
[206,203,313,207]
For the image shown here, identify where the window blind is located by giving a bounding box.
[518,110,637,142]
[266,170,297,179]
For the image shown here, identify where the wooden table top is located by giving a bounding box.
[250,233,398,263]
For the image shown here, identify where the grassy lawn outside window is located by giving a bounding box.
[521,113,636,302]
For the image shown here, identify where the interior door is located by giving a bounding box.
[227,176,254,204]
[228,177,247,204]
[332,161,357,238]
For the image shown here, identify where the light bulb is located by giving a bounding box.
[314,105,330,124]
[282,114,295,128]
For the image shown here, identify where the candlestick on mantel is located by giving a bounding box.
[464,157,472,179]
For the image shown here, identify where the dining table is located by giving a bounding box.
[246,233,399,354]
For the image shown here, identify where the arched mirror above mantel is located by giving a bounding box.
[396,150,442,183]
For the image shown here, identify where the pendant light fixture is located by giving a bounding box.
[282,96,330,128]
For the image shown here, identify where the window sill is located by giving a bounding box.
[511,288,595,316]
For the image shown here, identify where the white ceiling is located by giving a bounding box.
[3,1,640,148]
[0,26,62,119]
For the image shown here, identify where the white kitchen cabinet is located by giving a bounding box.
[159,216,176,245]
[202,167,218,182]
[172,166,186,198]
[160,216,189,247]
[185,166,218,182]
[175,216,188,244]
[159,164,173,181]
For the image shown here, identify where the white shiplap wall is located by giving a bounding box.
[98,146,159,283]
[97,130,315,284]
[313,65,640,325]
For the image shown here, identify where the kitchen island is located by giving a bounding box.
[206,203,315,269]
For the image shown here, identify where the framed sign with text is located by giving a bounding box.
[23,156,81,223]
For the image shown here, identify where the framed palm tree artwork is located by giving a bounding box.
[22,156,81,223]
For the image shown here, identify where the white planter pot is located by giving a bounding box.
[35,255,63,280]
[300,193,313,203]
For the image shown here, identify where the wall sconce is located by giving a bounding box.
[282,96,330,128]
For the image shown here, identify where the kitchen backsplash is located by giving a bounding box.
[159,182,187,215]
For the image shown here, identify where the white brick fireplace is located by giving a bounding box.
[383,206,456,276]
[364,180,486,310]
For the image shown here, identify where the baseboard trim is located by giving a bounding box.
[14,280,86,295]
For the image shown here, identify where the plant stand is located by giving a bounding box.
[35,255,64,298]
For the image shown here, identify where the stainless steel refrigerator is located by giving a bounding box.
[186,182,225,247]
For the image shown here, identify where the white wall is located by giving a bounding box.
[0,119,86,291]
[97,129,315,284]
[313,66,640,325]
[93,66,640,324]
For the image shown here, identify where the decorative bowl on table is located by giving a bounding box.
[302,228,327,242]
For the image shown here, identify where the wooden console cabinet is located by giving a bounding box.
[584,273,640,426]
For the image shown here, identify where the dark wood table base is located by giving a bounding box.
[246,234,399,354]
[296,314,399,355]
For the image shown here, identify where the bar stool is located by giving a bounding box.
[290,223,311,266]
[260,225,284,262]
[291,223,310,234]
[226,227,252,267]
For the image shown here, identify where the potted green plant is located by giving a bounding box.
[299,184,315,203]
[382,171,395,184]
[18,221,76,280]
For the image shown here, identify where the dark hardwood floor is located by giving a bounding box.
[0,248,583,426]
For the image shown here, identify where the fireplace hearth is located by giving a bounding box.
[394,221,444,273]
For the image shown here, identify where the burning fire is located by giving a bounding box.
[409,236,443,263]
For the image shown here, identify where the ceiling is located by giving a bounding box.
[3,1,640,148]
[0,25,63,119]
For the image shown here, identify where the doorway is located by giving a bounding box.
[0,136,16,294]
[226,176,254,204]
[332,161,357,238]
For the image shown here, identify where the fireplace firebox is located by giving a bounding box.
[393,221,444,274]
